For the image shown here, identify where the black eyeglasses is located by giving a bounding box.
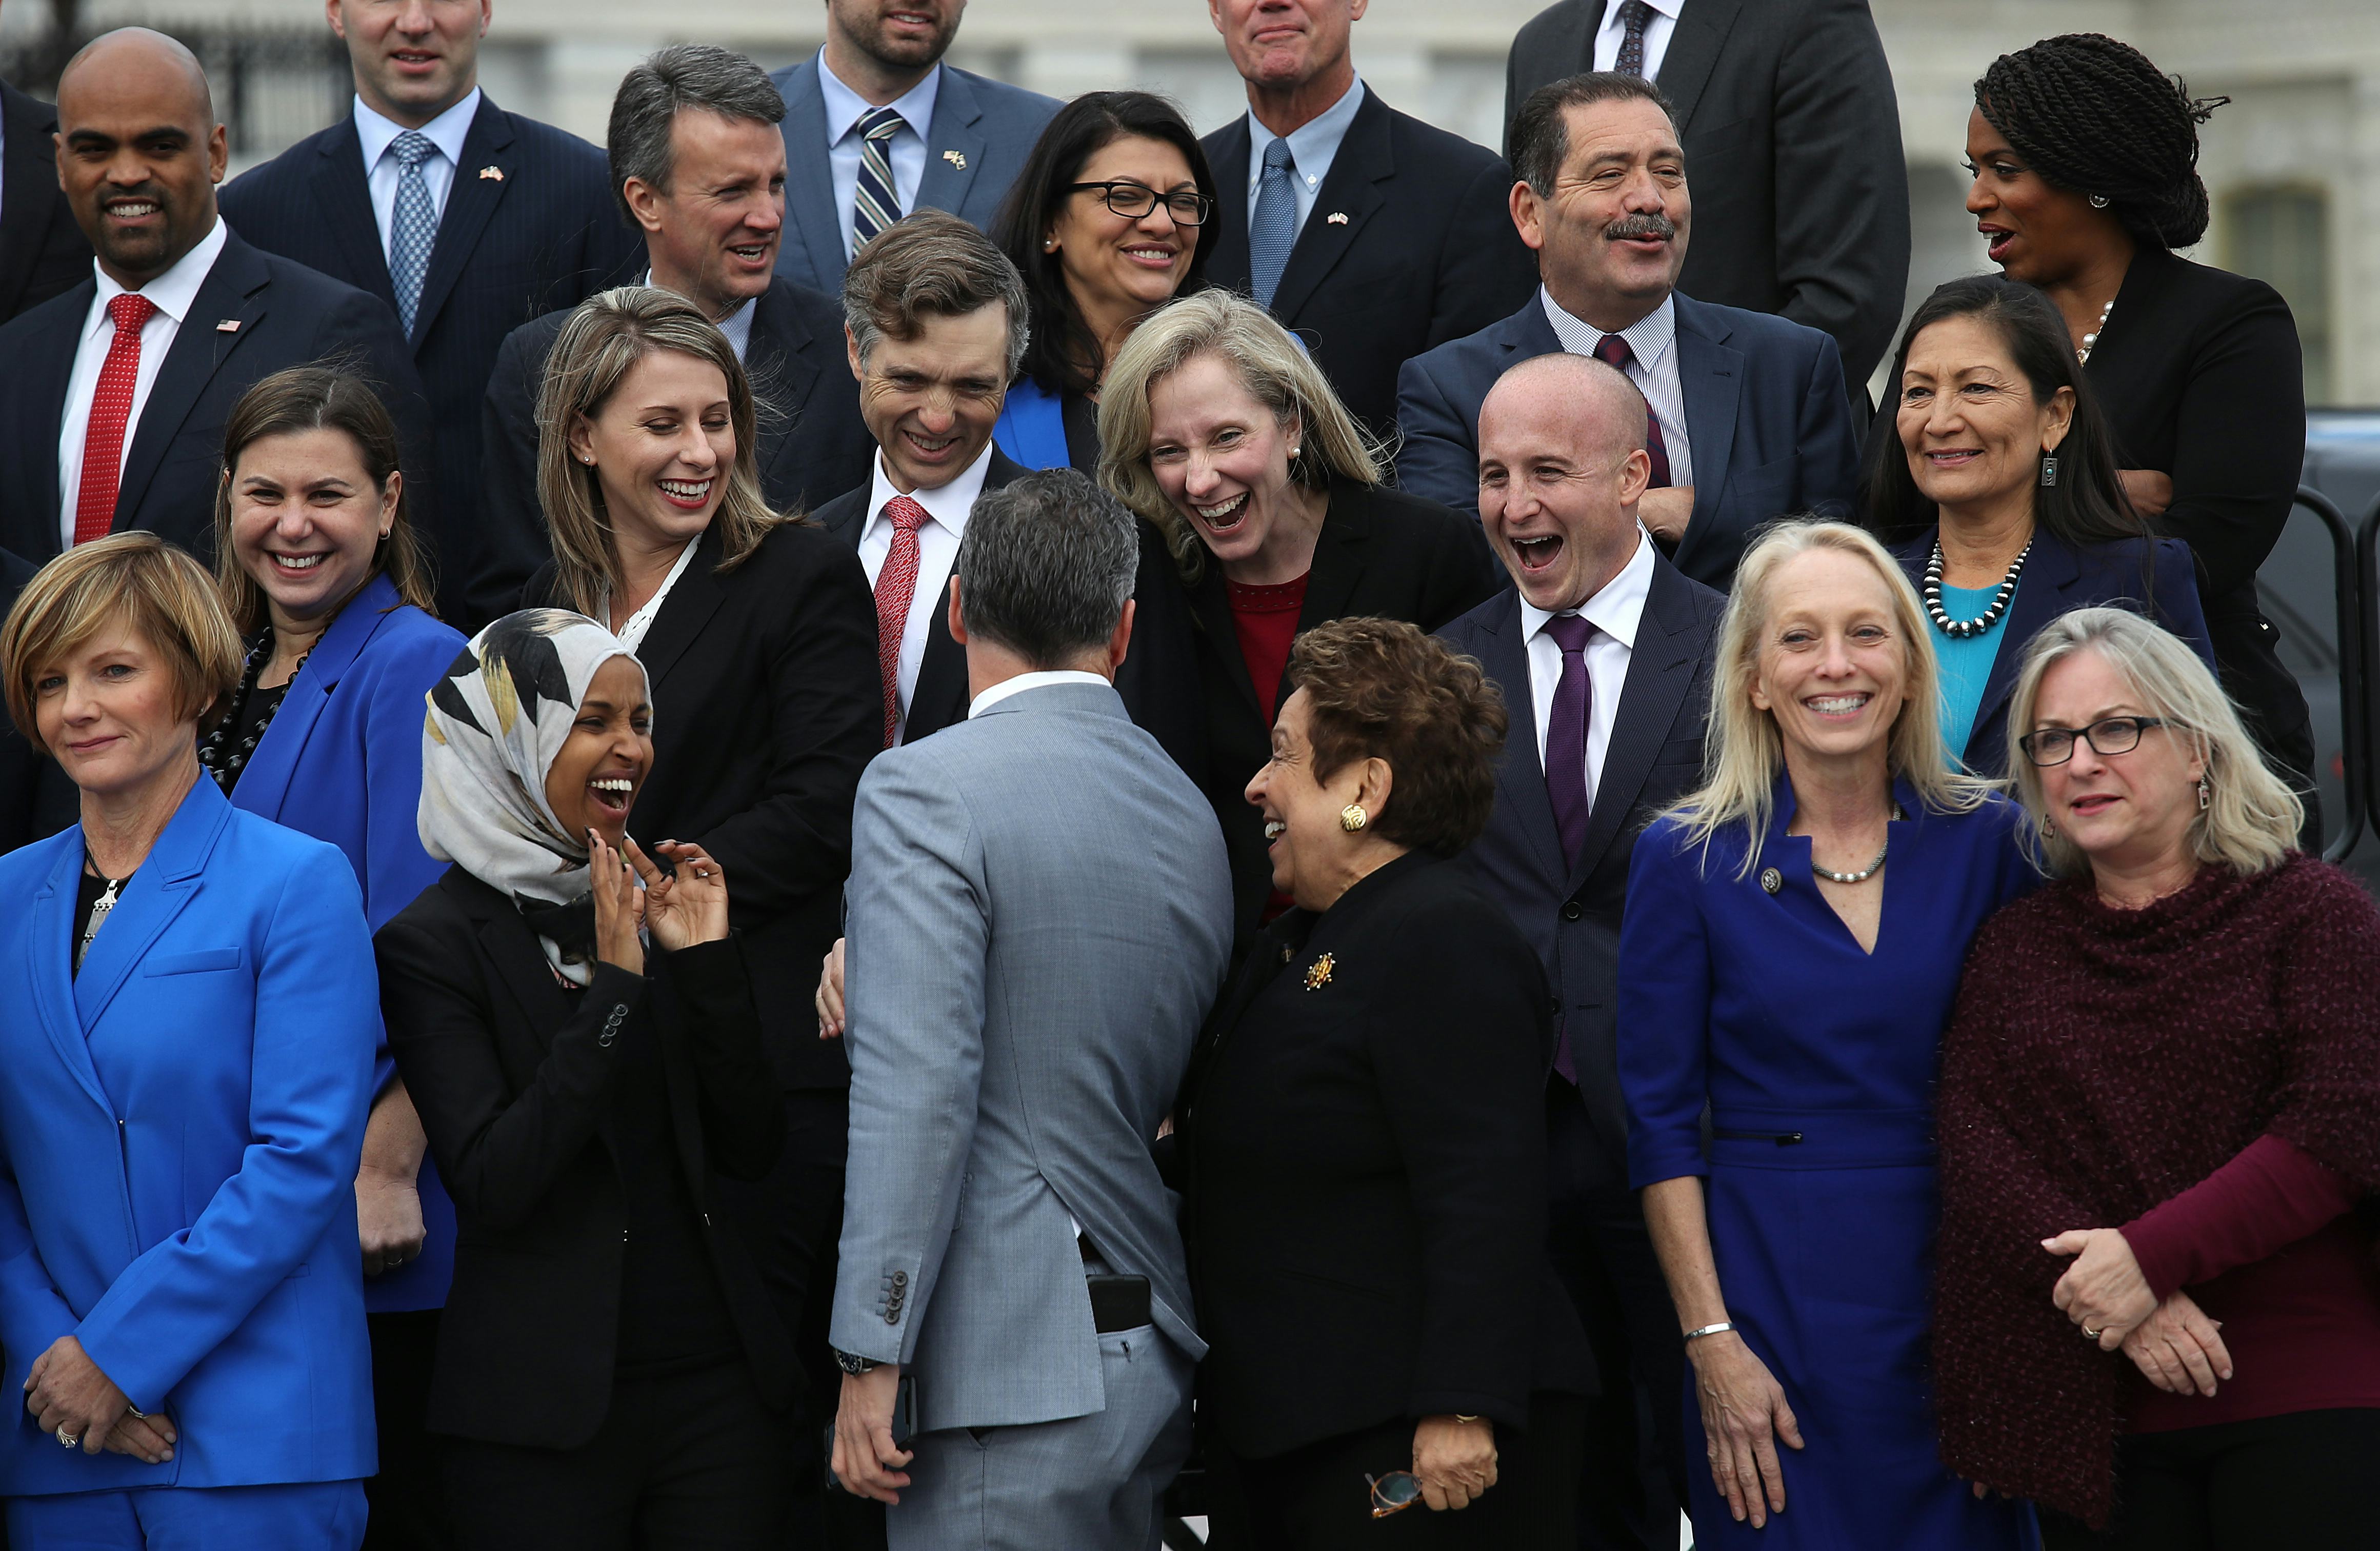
[2017,715,2170,767]
[1065,180,1214,226]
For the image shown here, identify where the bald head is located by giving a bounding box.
[55,29,226,289]
[1481,352,1648,466]
[1475,352,1653,614]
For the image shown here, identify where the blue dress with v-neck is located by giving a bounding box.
[1618,777,2039,1549]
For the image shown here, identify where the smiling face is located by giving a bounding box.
[1476,363,1649,612]
[1144,352,1309,573]
[1046,134,1198,323]
[1517,97,1689,329]
[1749,547,1910,768]
[1964,107,2124,287]
[826,0,965,73]
[32,621,201,800]
[329,0,488,126]
[228,426,396,631]
[849,303,1010,494]
[1210,0,1365,94]
[543,655,653,850]
[54,32,229,289]
[2031,646,2202,874]
[631,109,787,320]
[1245,687,1375,911]
[569,349,734,557]
[1896,313,2072,525]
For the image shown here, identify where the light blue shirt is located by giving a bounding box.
[1242,76,1366,237]
[354,87,481,264]
[817,52,942,260]
[1934,580,2019,761]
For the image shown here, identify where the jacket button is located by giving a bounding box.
[891,1270,908,1287]
[1561,900,1583,921]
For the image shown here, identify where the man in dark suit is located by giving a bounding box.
[0,29,431,569]
[1441,352,1721,1551]
[1199,0,1537,436]
[1,75,92,321]
[1398,72,1858,592]
[475,46,873,624]
[1504,0,1908,390]
[219,0,637,628]
[769,0,1058,298]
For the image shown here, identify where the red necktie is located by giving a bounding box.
[73,293,159,547]
[873,496,928,748]
[1592,332,1673,489]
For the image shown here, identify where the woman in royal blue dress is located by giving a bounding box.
[1618,520,2038,1548]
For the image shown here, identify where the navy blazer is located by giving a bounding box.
[1890,527,2216,779]
[0,82,91,323]
[1395,291,1861,589]
[220,97,638,623]
[1441,555,1725,1188]
[769,54,1060,297]
[474,274,873,625]
[0,778,377,1494]
[0,227,435,566]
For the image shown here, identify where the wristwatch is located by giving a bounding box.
[832,1347,882,1376]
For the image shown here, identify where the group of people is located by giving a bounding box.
[0,3,2367,1551]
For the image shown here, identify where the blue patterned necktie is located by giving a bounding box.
[851,107,907,252]
[1615,0,1655,78]
[1248,136,1298,311]
[387,130,437,337]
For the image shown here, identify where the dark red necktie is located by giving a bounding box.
[873,496,927,747]
[74,293,158,547]
[1592,332,1673,489]
[1615,0,1655,78]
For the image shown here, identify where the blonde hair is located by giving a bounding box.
[1666,519,1991,875]
[2004,607,2301,878]
[535,287,793,616]
[1,532,244,745]
[1097,290,1384,583]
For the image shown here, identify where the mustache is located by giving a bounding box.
[1603,213,1676,242]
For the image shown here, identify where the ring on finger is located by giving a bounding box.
[2082,1325,2103,1339]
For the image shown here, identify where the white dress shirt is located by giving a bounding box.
[856,440,994,742]
[1541,287,1694,489]
[1592,0,1683,79]
[818,54,941,261]
[638,269,756,362]
[1521,527,1653,810]
[355,88,481,263]
[56,219,231,551]
[1243,76,1366,237]
[969,669,1111,719]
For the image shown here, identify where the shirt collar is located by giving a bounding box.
[865,437,997,538]
[1246,75,1366,188]
[1539,285,1677,370]
[1517,526,1654,653]
[91,216,229,329]
[818,52,942,145]
[969,669,1112,719]
[354,87,482,174]
[1606,0,1683,21]
[639,270,758,361]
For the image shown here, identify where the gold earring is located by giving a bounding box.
[1339,804,1367,833]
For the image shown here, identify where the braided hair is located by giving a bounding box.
[1975,33,2229,250]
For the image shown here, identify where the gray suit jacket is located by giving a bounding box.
[831,680,1232,1432]
[770,53,1061,296]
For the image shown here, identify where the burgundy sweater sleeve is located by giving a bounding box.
[2119,1133,2362,1299]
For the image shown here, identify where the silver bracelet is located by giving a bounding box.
[1683,1321,1735,1342]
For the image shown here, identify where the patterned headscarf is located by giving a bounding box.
[418,609,650,984]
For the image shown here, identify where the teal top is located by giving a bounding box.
[1934,579,2019,763]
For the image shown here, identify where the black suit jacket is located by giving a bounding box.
[377,871,795,1447]
[221,96,639,626]
[0,227,434,565]
[1200,90,1537,436]
[482,275,872,625]
[1504,0,1909,388]
[1187,480,1503,946]
[528,518,880,1091]
[0,82,90,323]
[1441,558,1723,1191]
[1178,850,1596,1458]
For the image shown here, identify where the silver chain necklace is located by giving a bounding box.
[1809,803,1904,885]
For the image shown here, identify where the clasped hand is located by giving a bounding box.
[588,831,730,974]
[23,1336,175,1463]
[1411,1415,1498,1512]
[2044,1226,2157,1347]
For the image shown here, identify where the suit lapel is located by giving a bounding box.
[1474,594,1566,882]
[307,116,396,310]
[1651,0,1744,132]
[905,575,968,741]
[1189,562,1262,725]
[748,281,824,494]
[1288,492,1368,704]
[911,66,986,218]
[635,526,728,693]
[1570,557,1698,884]
[1967,528,2079,764]
[1670,297,1742,581]
[411,98,516,346]
[73,778,228,1031]
[10,288,86,558]
[233,574,401,821]
[27,839,112,1113]
[114,233,270,531]
[779,55,851,290]
[472,900,575,1038]
[1269,92,1391,324]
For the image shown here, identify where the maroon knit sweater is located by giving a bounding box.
[1933,854,2380,1527]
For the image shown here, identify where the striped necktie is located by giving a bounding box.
[852,107,907,252]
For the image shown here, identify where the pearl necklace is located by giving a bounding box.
[1923,540,2031,640]
[2076,296,2115,364]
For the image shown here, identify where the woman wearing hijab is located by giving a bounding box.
[375,610,796,1549]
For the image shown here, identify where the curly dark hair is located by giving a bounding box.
[1287,618,1508,857]
[1974,33,2229,250]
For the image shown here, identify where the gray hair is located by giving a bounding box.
[608,45,785,228]
[2003,608,2302,878]
[1508,72,1678,197]
[955,468,1137,668]
[841,209,1031,378]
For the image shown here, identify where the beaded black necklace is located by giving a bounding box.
[1922,540,2031,640]
[198,621,326,791]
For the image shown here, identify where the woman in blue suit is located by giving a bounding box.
[207,366,467,1540]
[1619,522,2038,1549]
[0,533,378,1547]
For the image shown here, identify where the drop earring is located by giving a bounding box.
[2039,454,2059,488]
[2197,776,2212,811]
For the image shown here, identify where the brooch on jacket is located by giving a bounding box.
[1304,953,1335,991]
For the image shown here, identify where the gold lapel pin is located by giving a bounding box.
[942,149,967,170]
[215,319,241,333]
[1325,211,1349,225]
[478,165,505,182]
[1303,953,1335,991]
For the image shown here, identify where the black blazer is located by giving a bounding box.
[1187,480,1503,946]
[0,227,435,565]
[1199,89,1536,437]
[1503,0,1910,389]
[1439,556,1723,1191]
[0,546,68,853]
[376,869,795,1448]
[528,517,880,1091]
[221,96,639,627]
[0,82,90,323]
[482,274,872,627]
[1178,850,1596,1458]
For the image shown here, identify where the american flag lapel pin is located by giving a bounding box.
[215,319,241,333]
[479,165,505,182]
[942,149,966,171]
[1326,211,1349,225]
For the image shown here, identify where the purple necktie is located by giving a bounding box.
[1592,333,1673,489]
[1544,612,1596,1084]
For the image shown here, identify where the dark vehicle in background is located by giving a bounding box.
[2281,410,2380,888]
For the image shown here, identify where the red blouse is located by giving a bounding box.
[1227,572,1309,729]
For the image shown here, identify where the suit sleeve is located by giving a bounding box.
[361,631,465,935]
[1616,821,1714,1187]
[1423,157,1537,359]
[472,329,550,628]
[0,1147,81,1395]
[73,849,378,1408]
[661,935,786,1183]
[2149,286,2304,582]
[1394,353,1486,516]
[2148,539,2219,677]
[1793,329,1862,519]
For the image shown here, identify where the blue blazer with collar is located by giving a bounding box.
[768,54,1059,296]
[0,778,378,1495]
[1890,526,2216,779]
[1394,291,1862,588]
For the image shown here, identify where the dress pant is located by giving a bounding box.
[2036,1407,2380,1551]
[7,1479,366,1550]
[364,1307,450,1550]
[444,1358,796,1551]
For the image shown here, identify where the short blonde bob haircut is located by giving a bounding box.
[1097,290,1384,583]
[536,287,791,618]
[1,532,244,746]
[2003,607,2301,878]
[1665,519,1991,875]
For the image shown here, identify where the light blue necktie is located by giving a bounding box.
[1249,137,1298,311]
[387,130,437,338]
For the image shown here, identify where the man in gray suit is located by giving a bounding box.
[826,467,1232,1547]
[770,0,1059,295]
